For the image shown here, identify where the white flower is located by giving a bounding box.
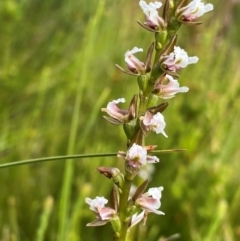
[136,186,165,215]
[155,74,189,99]
[162,46,198,72]
[85,196,117,226]
[139,1,164,29]
[177,0,214,21]
[117,143,159,168]
[126,143,147,166]
[101,98,128,123]
[143,112,168,137]
[125,47,145,74]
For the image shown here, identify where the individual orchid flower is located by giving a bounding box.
[102,94,138,125]
[116,44,154,76]
[101,98,128,124]
[85,196,117,226]
[161,46,199,72]
[135,187,165,215]
[101,98,129,125]
[154,74,189,99]
[118,143,159,169]
[141,111,168,137]
[139,0,165,31]
[176,0,214,24]
[125,47,145,74]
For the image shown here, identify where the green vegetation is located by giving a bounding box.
[0,0,240,240]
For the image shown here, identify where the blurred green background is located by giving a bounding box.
[0,0,240,240]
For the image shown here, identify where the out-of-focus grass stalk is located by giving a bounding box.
[58,1,106,240]
[67,183,92,241]
[78,87,110,148]
[205,200,228,241]
[36,196,54,241]
[8,197,20,241]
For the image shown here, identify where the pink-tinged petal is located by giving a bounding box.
[101,98,129,122]
[142,111,168,137]
[125,47,145,74]
[126,144,147,166]
[143,111,153,126]
[162,46,198,72]
[177,0,213,21]
[139,0,164,29]
[136,186,165,215]
[156,75,189,99]
[137,197,164,215]
[98,207,116,220]
[138,196,160,209]
[130,211,145,228]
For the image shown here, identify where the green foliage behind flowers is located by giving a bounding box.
[0,0,240,240]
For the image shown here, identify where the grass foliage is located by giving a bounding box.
[0,0,240,240]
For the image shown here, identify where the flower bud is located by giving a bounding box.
[137,74,150,93]
[97,167,120,179]
[98,167,124,188]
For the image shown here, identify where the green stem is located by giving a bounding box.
[118,175,133,241]
[0,153,117,169]
[138,93,149,116]
[0,149,185,169]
